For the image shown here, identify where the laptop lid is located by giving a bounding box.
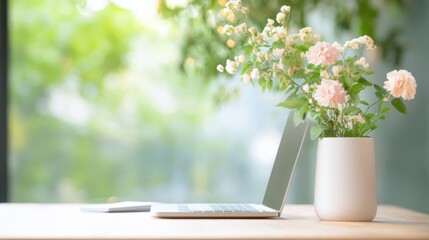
[262,113,308,212]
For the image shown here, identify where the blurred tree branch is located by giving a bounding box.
[158,0,406,83]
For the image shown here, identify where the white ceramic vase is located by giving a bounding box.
[314,137,377,221]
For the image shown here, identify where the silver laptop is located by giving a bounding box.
[151,114,308,218]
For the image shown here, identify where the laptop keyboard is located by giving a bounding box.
[177,204,267,212]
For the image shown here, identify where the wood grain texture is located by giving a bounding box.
[0,204,428,240]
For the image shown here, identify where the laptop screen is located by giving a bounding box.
[262,114,308,211]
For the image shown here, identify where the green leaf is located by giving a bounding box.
[365,113,375,121]
[375,91,384,99]
[299,104,309,116]
[240,62,249,75]
[293,111,303,127]
[297,45,309,52]
[258,78,266,92]
[349,83,365,95]
[308,111,321,121]
[293,104,309,126]
[341,76,353,91]
[391,98,408,114]
[374,84,387,95]
[350,94,360,105]
[266,79,273,91]
[360,100,369,105]
[242,45,253,55]
[343,106,361,116]
[363,70,374,75]
[310,125,324,140]
[377,101,386,115]
[307,64,315,69]
[272,41,283,48]
[358,77,373,86]
[277,94,306,109]
[346,55,357,64]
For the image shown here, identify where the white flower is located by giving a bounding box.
[225,0,241,10]
[287,68,294,76]
[231,0,241,10]
[299,27,312,35]
[311,33,321,41]
[344,40,359,50]
[235,55,245,64]
[256,34,263,44]
[345,36,376,50]
[273,48,285,58]
[234,23,247,34]
[332,41,345,53]
[349,114,365,124]
[285,35,296,46]
[276,12,286,24]
[216,64,224,72]
[363,35,376,50]
[355,114,365,124]
[272,26,287,41]
[241,6,249,15]
[261,31,270,41]
[225,59,237,74]
[277,62,284,70]
[320,70,330,80]
[222,24,234,35]
[222,8,234,18]
[299,27,313,41]
[332,65,341,77]
[280,5,291,13]
[256,51,263,62]
[248,27,257,36]
[267,19,275,26]
[242,73,251,84]
[272,63,277,77]
[251,68,260,79]
[303,84,310,92]
[264,52,271,61]
[357,36,367,45]
[225,1,232,9]
[354,57,369,69]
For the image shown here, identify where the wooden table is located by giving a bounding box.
[0,204,428,239]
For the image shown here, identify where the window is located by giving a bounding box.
[7,0,286,203]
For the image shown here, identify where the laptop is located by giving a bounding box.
[150,114,308,218]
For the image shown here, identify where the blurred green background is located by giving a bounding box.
[7,0,428,213]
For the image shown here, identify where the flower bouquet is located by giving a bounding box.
[216,0,417,221]
[217,0,417,140]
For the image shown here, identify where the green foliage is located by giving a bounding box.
[215,1,416,139]
[391,98,408,114]
[10,0,248,203]
[9,0,143,202]
[277,94,305,109]
[158,0,407,85]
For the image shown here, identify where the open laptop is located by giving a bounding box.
[150,113,308,218]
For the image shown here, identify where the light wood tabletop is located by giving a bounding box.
[0,204,428,240]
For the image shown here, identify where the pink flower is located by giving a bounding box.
[313,79,347,108]
[384,70,417,100]
[306,41,340,66]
